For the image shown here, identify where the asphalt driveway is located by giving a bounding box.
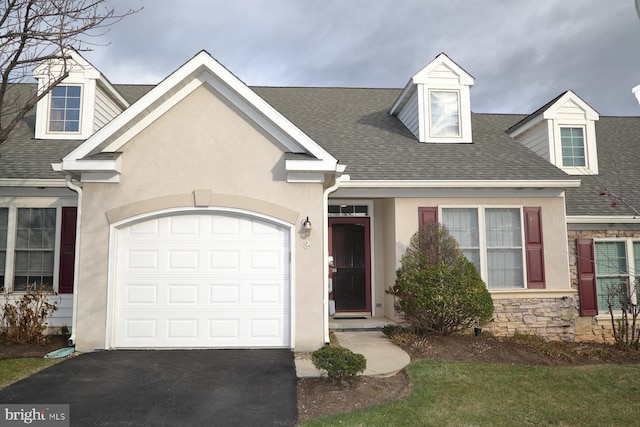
[0,349,297,426]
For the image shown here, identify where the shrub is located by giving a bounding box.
[388,221,494,335]
[311,345,366,379]
[0,283,59,345]
[606,280,640,349]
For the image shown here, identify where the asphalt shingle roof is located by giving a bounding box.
[0,84,152,180]
[254,87,570,181]
[2,83,638,218]
[563,116,640,216]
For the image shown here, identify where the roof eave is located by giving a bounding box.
[336,179,581,189]
[567,215,640,224]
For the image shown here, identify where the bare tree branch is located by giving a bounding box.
[0,0,140,144]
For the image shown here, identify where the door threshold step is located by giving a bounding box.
[329,317,398,331]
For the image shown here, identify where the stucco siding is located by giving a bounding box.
[391,196,571,292]
[74,84,326,352]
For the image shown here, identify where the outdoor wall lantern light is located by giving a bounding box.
[303,217,312,237]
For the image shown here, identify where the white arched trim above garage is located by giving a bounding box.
[105,207,294,349]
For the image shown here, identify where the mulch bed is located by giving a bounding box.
[0,334,71,360]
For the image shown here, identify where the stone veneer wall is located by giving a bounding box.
[565,228,640,343]
[485,297,578,341]
[392,226,640,343]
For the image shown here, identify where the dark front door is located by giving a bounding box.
[329,217,371,312]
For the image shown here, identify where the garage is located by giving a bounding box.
[111,210,291,348]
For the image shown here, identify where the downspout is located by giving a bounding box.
[322,174,346,344]
[64,175,82,347]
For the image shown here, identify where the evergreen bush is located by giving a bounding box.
[311,346,366,379]
[388,221,494,335]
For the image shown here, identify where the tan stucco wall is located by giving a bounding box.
[388,196,572,297]
[74,84,326,352]
[363,195,574,332]
[329,195,572,323]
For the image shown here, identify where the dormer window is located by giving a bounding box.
[390,53,474,144]
[49,85,82,133]
[33,49,129,140]
[560,126,585,167]
[507,91,599,175]
[429,90,460,137]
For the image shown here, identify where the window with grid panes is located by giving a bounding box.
[442,207,524,289]
[14,208,56,291]
[49,85,81,132]
[594,240,640,312]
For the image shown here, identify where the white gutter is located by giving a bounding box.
[322,174,348,344]
[64,176,82,347]
[336,179,581,189]
[567,215,640,224]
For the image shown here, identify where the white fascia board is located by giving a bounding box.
[336,179,581,189]
[507,114,544,138]
[60,59,206,164]
[193,61,337,163]
[633,84,640,105]
[96,75,129,109]
[388,81,415,115]
[0,179,67,188]
[543,90,599,121]
[285,159,344,173]
[61,51,337,171]
[567,215,640,224]
[332,187,566,199]
[197,72,303,154]
[101,76,203,152]
[412,53,475,86]
[59,158,120,176]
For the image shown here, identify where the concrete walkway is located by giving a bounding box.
[295,331,411,378]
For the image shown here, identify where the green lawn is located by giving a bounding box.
[300,359,640,427]
[0,358,59,389]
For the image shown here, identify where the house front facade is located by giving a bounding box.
[1,49,636,353]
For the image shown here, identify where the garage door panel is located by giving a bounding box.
[114,212,290,348]
[126,250,159,270]
[169,215,200,235]
[125,284,159,304]
[209,250,241,270]
[116,313,289,347]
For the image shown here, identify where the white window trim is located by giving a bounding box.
[418,85,472,143]
[0,201,67,293]
[440,205,527,290]
[47,84,84,135]
[593,237,640,317]
[558,125,586,168]
[550,119,598,175]
[35,78,96,140]
[428,89,461,138]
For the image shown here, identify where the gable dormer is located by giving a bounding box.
[508,91,599,175]
[390,53,474,143]
[33,49,129,140]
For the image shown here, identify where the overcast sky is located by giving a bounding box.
[84,0,640,116]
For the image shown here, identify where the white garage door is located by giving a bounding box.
[112,211,290,348]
